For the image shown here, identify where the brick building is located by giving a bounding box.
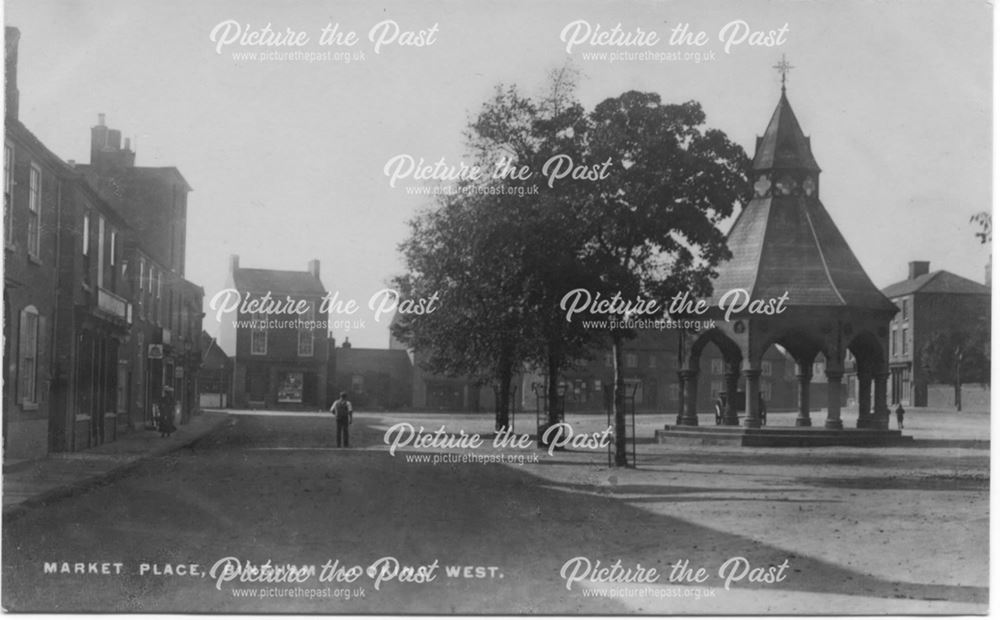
[334,341,412,410]
[4,26,206,458]
[218,256,336,409]
[879,261,990,406]
[3,27,62,458]
[520,331,808,416]
[79,116,204,430]
[199,331,232,409]
[49,171,133,451]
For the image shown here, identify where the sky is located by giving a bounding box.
[4,0,993,348]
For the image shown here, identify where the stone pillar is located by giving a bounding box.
[873,372,890,430]
[825,369,844,429]
[675,370,685,426]
[723,364,740,426]
[743,368,762,428]
[795,364,813,427]
[679,369,699,426]
[855,371,872,429]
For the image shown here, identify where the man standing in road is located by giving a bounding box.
[330,391,353,447]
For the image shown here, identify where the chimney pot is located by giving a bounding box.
[229,254,240,273]
[98,113,105,126]
[307,259,320,278]
[907,261,930,280]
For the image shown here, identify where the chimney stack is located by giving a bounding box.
[907,261,930,280]
[5,27,20,121]
[91,113,109,164]
[229,254,240,274]
[90,114,136,170]
[307,259,320,279]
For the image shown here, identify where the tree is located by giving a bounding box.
[392,72,600,430]
[970,211,992,245]
[920,326,990,411]
[578,92,750,465]
[470,68,606,430]
[393,83,751,465]
[392,191,533,428]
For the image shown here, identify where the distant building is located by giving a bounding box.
[335,345,412,410]
[219,256,336,409]
[879,261,990,406]
[388,327,494,412]
[199,331,232,409]
[523,331,806,416]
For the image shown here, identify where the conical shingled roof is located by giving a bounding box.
[708,91,895,313]
[752,90,820,173]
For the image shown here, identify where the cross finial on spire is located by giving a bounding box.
[773,54,793,93]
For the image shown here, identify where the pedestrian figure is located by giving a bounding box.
[895,403,905,430]
[759,392,767,427]
[714,394,725,426]
[158,391,177,438]
[330,391,353,447]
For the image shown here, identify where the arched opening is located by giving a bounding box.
[768,331,824,427]
[679,329,742,426]
[847,330,889,429]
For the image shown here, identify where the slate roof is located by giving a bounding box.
[709,91,895,312]
[882,271,991,298]
[752,91,820,173]
[233,268,326,296]
[127,166,192,192]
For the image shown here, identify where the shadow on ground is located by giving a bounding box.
[2,413,987,614]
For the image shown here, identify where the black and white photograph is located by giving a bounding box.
[0,0,992,614]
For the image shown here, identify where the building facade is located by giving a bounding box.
[79,116,204,430]
[880,261,990,407]
[3,27,62,458]
[3,26,206,459]
[334,343,412,410]
[545,332,807,416]
[219,256,335,410]
[49,173,133,451]
[199,331,233,409]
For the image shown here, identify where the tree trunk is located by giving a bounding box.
[955,352,962,412]
[612,333,627,467]
[547,351,561,426]
[496,366,512,430]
